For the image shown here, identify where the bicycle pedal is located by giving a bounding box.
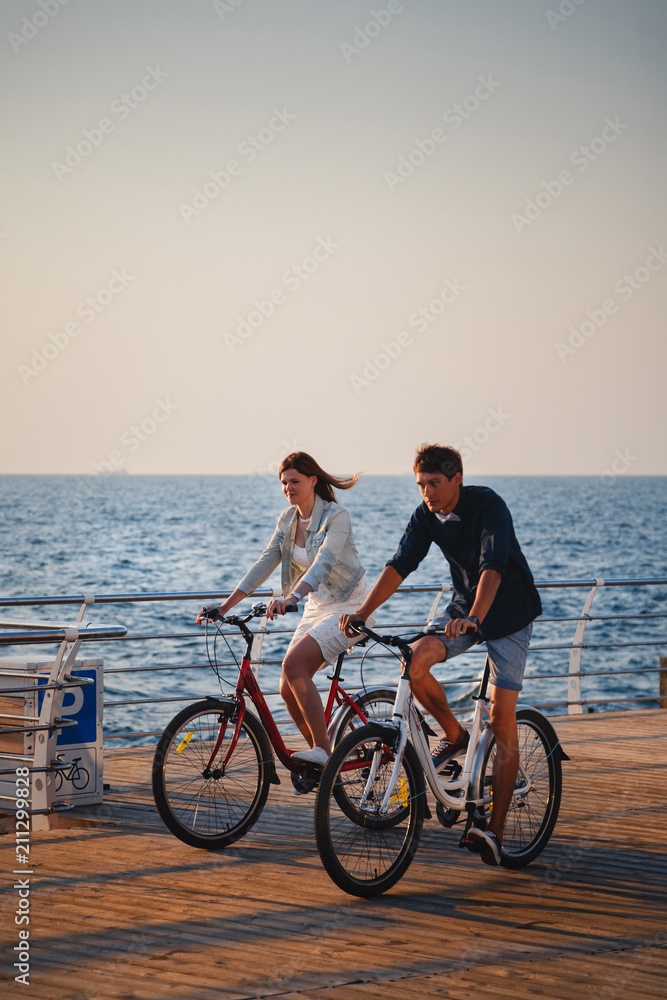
[461,835,480,853]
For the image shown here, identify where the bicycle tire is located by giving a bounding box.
[476,707,563,868]
[152,699,273,849]
[314,724,425,897]
[333,687,397,744]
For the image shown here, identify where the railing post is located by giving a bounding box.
[31,631,82,831]
[660,657,667,709]
[425,585,446,625]
[76,594,96,623]
[250,591,281,679]
[568,579,604,715]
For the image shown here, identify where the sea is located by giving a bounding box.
[0,474,665,744]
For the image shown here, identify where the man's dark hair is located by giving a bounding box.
[413,444,463,480]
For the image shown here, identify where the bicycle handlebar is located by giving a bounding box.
[348,622,417,657]
[348,620,479,657]
[200,603,298,626]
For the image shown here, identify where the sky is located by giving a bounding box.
[1,0,666,476]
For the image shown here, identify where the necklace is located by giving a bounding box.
[298,515,311,524]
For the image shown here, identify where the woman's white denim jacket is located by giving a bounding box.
[237,495,365,601]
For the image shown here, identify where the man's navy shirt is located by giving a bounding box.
[386,485,542,640]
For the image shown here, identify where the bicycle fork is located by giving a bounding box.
[203,698,246,777]
[360,679,412,815]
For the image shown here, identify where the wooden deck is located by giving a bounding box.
[2,709,666,999]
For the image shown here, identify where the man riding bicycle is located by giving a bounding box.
[340,444,542,866]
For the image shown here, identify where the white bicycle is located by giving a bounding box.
[314,623,569,897]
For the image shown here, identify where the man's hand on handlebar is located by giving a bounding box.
[339,612,365,638]
[443,617,479,640]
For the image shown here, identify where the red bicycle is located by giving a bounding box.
[152,603,396,848]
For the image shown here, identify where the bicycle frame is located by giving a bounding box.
[380,671,493,813]
[204,614,386,776]
[353,629,533,819]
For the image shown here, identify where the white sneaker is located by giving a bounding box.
[292,747,329,768]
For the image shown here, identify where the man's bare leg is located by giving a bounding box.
[408,635,467,742]
[487,687,520,845]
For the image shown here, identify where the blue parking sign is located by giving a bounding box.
[37,667,99,746]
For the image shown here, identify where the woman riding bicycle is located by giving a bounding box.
[197,452,373,767]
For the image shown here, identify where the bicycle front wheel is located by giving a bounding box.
[152,699,272,849]
[314,724,425,897]
[477,707,563,868]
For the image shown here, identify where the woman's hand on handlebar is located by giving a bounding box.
[266,597,295,621]
[196,605,222,625]
[196,588,247,625]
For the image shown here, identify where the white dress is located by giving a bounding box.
[286,545,374,666]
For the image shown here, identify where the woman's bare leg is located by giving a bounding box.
[280,635,329,752]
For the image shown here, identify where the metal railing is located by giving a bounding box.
[0,578,665,748]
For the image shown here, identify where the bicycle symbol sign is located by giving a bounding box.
[54,755,90,792]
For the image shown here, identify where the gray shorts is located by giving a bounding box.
[426,614,533,692]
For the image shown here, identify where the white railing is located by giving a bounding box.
[0,578,664,747]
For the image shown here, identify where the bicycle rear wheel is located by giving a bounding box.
[152,699,272,849]
[314,724,425,897]
[70,765,90,790]
[477,707,563,868]
[333,687,397,744]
